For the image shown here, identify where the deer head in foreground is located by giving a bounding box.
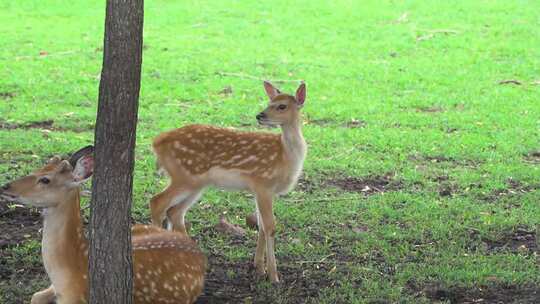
[150,81,307,283]
[0,147,206,304]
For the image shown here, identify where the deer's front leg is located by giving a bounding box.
[255,191,279,283]
[254,216,266,275]
[31,285,55,304]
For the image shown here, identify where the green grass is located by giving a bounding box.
[1,0,539,303]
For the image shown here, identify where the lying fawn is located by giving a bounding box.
[151,81,307,283]
[0,146,206,304]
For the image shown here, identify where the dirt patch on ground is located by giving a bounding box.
[482,178,539,202]
[0,201,42,249]
[295,176,319,194]
[196,251,357,304]
[0,119,92,133]
[0,91,16,99]
[326,173,402,195]
[523,151,540,164]
[409,154,481,168]
[407,281,539,304]
[308,118,366,129]
[0,199,47,304]
[0,249,48,304]
[482,227,538,254]
[415,106,444,113]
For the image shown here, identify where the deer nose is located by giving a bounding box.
[1,183,9,191]
[256,112,266,120]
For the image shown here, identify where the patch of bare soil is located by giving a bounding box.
[482,227,538,254]
[196,251,356,304]
[0,200,47,304]
[295,176,318,194]
[0,249,48,304]
[482,179,539,202]
[409,154,481,168]
[0,119,92,133]
[0,91,16,99]
[308,118,366,129]
[0,201,42,249]
[327,173,402,195]
[523,151,540,164]
[407,281,539,304]
[415,106,444,113]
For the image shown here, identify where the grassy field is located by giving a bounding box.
[1,0,539,303]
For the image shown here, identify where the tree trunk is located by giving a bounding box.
[89,0,143,303]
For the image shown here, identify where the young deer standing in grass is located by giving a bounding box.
[0,147,206,304]
[151,81,307,283]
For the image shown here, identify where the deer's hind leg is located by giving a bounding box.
[166,189,203,235]
[31,285,55,304]
[150,185,192,229]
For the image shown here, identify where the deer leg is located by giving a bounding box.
[150,185,189,229]
[256,191,279,283]
[166,190,202,236]
[254,206,267,275]
[31,285,55,304]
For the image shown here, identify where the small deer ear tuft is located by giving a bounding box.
[48,155,62,165]
[263,81,280,100]
[58,160,73,173]
[295,82,306,107]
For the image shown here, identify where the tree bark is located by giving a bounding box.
[89,0,143,303]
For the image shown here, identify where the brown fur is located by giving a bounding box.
[1,158,206,304]
[150,82,307,283]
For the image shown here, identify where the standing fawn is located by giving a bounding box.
[150,81,307,283]
[0,146,206,304]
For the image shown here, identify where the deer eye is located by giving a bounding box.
[277,104,287,110]
[38,177,50,184]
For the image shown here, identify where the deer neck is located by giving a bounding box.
[280,115,307,168]
[41,189,88,294]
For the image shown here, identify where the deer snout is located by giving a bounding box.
[0,183,9,192]
[256,112,266,120]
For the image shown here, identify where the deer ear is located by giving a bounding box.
[263,81,280,100]
[69,145,94,167]
[72,151,94,183]
[295,82,306,107]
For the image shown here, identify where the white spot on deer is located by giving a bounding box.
[174,141,181,149]
[234,155,258,166]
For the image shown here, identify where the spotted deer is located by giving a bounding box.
[150,81,307,283]
[0,146,206,304]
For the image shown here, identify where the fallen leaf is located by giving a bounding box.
[215,216,246,237]
[393,12,409,24]
[498,79,522,85]
[219,86,233,96]
[352,226,368,234]
[245,212,258,230]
